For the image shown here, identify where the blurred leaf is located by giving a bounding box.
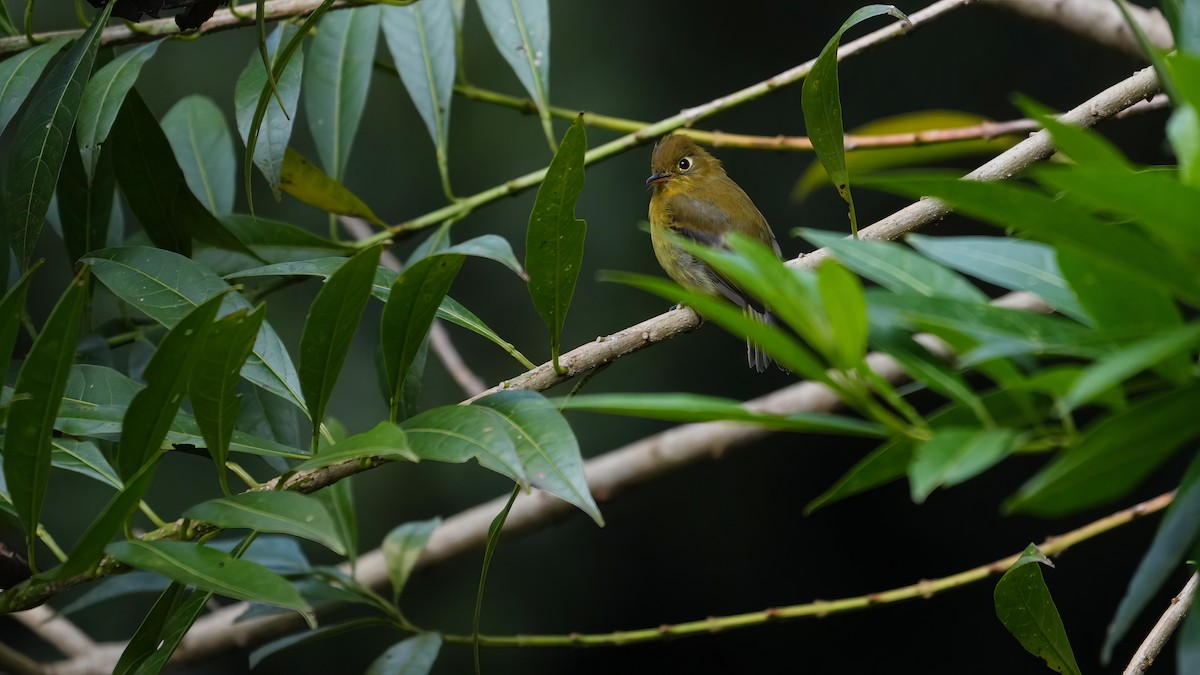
[796,109,1017,198]
[475,0,553,147]
[6,271,87,569]
[401,405,526,484]
[1115,0,1177,102]
[994,544,1081,675]
[280,149,386,224]
[473,390,603,526]
[1103,451,1200,663]
[220,214,354,258]
[59,571,168,616]
[382,518,440,603]
[367,633,442,675]
[801,5,907,233]
[0,262,39,383]
[1180,606,1200,675]
[317,480,357,566]
[184,492,347,555]
[85,246,307,413]
[1166,54,1200,187]
[1008,385,1200,516]
[817,260,868,368]
[1064,323,1200,411]
[77,42,160,183]
[558,393,885,437]
[862,173,1200,306]
[162,95,237,214]
[0,37,69,136]
[1014,96,1130,168]
[870,328,990,425]
[112,582,185,675]
[106,540,313,622]
[4,4,112,270]
[526,115,586,372]
[299,246,382,431]
[250,618,391,669]
[906,235,1089,324]
[189,307,267,494]
[236,24,303,200]
[51,438,121,490]
[305,6,381,179]
[382,0,455,195]
[58,138,115,265]
[115,293,224,479]
[293,422,416,472]
[909,427,1018,503]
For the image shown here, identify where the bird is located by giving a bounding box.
[646,134,783,372]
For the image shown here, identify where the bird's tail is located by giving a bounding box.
[745,307,778,373]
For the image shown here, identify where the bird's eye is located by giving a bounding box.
[678,157,692,171]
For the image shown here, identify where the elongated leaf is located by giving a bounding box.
[6,271,87,569]
[116,292,225,479]
[5,3,113,269]
[183,492,347,555]
[526,115,586,371]
[125,585,213,675]
[801,5,908,235]
[909,427,1018,502]
[304,6,381,179]
[401,405,525,482]
[112,582,186,675]
[280,149,386,224]
[906,235,1089,323]
[817,260,868,368]
[1008,385,1200,516]
[871,328,990,424]
[85,246,307,413]
[994,544,1082,675]
[1015,96,1129,168]
[0,262,39,382]
[1064,323,1200,410]
[300,246,382,431]
[162,95,236,214]
[367,633,442,675]
[250,618,391,669]
[219,214,354,258]
[382,518,440,603]
[236,24,303,200]
[106,540,313,622]
[473,390,602,526]
[189,307,266,494]
[382,0,455,195]
[558,393,885,437]
[294,422,416,472]
[77,41,160,183]
[0,37,70,136]
[1179,599,1200,675]
[58,136,115,265]
[318,479,357,566]
[1103,451,1200,663]
[475,0,552,147]
[51,438,121,489]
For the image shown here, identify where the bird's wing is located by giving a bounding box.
[664,194,768,313]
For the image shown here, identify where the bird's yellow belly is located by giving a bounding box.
[650,223,721,297]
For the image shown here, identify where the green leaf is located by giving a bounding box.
[1103,451,1200,663]
[817,260,868,368]
[1166,54,1200,187]
[0,262,39,382]
[116,292,225,479]
[317,479,357,565]
[1179,603,1200,675]
[994,544,1082,675]
[1064,323,1200,411]
[800,5,908,235]
[862,173,1200,306]
[51,438,120,489]
[189,306,267,494]
[367,633,442,675]
[558,393,885,437]
[106,540,313,622]
[526,114,587,372]
[475,0,553,148]
[236,23,303,200]
[112,582,186,675]
[1115,0,1177,102]
[4,3,112,269]
[293,422,416,472]
[85,246,307,413]
[909,427,1018,503]
[473,390,603,526]
[401,405,526,483]
[1013,96,1130,169]
[795,110,1021,198]
[183,492,347,555]
[6,271,87,569]
[125,585,214,675]
[250,618,391,669]
[382,518,440,603]
[219,214,354,259]
[1008,385,1200,516]
[870,328,990,425]
[906,235,1089,324]
[0,37,70,136]
[77,42,160,183]
[280,148,386,224]
[161,95,237,215]
[299,246,382,431]
[382,0,456,196]
[304,6,381,180]
[58,135,115,265]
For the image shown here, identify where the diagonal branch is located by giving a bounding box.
[1124,572,1199,675]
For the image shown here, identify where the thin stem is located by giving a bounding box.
[226,462,262,490]
[36,527,68,564]
[137,501,167,529]
[1124,572,1199,675]
[429,492,1174,648]
[475,485,520,674]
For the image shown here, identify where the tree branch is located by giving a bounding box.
[11,606,95,658]
[1124,572,1199,675]
[978,0,1173,56]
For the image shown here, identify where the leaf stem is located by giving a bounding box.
[475,484,520,674]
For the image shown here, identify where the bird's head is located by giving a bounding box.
[647,135,721,194]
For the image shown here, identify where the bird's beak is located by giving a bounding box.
[646,172,671,186]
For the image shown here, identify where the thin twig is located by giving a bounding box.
[1124,572,1199,675]
[12,605,95,658]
